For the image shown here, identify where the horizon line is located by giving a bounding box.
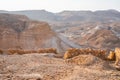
[0,9,120,13]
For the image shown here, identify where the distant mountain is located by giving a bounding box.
[59,10,120,22]
[0,10,8,13]
[0,9,120,23]
[10,10,59,22]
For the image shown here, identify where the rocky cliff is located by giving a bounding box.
[0,13,66,52]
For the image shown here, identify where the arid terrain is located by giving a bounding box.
[0,10,120,80]
[0,53,120,80]
[1,9,120,49]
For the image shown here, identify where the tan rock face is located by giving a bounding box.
[0,14,57,50]
[19,21,55,49]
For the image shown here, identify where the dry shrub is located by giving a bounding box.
[63,48,80,59]
[8,48,19,55]
[107,51,115,61]
[115,47,120,65]
[37,48,57,54]
[0,49,3,54]
[80,48,107,59]
[8,49,37,55]
[91,49,106,60]
[13,49,23,55]
[23,50,37,54]
[64,48,107,59]
[8,48,57,55]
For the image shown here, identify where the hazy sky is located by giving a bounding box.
[0,0,119,12]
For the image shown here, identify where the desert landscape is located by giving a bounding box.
[0,48,120,80]
[0,9,120,80]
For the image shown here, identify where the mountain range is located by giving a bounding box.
[0,9,120,50]
[0,9,120,23]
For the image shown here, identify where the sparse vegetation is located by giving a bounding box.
[7,48,58,55]
[0,49,3,54]
[37,48,58,54]
[115,47,120,66]
[8,49,38,55]
[8,48,19,55]
[107,51,115,61]
[63,48,106,60]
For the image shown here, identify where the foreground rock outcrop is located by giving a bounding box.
[0,54,120,80]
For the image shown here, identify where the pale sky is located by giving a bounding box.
[0,0,119,12]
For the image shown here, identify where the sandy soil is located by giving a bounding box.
[0,53,120,80]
